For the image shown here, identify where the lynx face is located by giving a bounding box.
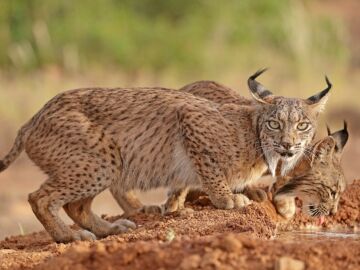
[258,98,318,177]
[248,69,331,177]
[275,123,348,217]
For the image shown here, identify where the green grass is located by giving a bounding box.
[0,0,349,76]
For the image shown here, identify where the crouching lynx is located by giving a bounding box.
[117,79,347,220]
[0,70,330,242]
[273,123,348,219]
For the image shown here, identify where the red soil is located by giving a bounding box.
[0,181,359,270]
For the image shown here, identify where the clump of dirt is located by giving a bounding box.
[0,181,359,270]
[38,232,360,270]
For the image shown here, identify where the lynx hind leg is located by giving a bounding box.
[64,196,136,239]
[273,194,296,219]
[28,180,97,243]
[163,187,193,214]
[110,188,163,216]
[110,188,144,215]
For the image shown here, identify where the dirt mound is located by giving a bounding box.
[0,202,276,269]
[38,232,360,270]
[0,181,359,270]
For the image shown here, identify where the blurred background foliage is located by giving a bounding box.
[0,0,359,133]
[0,0,351,75]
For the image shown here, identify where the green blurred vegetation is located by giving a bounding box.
[0,0,359,131]
[0,0,349,76]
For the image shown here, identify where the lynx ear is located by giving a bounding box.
[312,136,336,163]
[247,68,274,104]
[306,76,332,114]
[329,121,349,154]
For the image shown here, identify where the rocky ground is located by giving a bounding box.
[0,181,359,270]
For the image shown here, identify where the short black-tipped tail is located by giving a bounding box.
[0,124,29,173]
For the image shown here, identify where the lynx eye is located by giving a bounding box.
[331,190,337,198]
[267,120,281,130]
[297,122,310,131]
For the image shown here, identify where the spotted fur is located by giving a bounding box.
[273,123,348,218]
[0,71,331,242]
[115,75,333,217]
[176,79,346,220]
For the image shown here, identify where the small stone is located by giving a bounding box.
[275,256,305,270]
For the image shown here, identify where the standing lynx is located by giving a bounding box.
[118,78,346,219]
[175,80,347,221]
[0,70,330,242]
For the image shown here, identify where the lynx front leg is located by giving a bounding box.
[184,140,250,209]
[202,178,251,209]
[179,107,251,210]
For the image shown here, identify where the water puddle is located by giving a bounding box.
[276,229,360,242]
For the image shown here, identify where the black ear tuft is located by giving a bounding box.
[307,75,332,104]
[326,124,331,136]
[247,68,273,103]
[248,68,268,81]
[344,120,348,132]
[330,121,349,153]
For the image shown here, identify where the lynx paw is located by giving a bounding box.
[77,229,97,241]
[109,218,137,234]
[175,207,195,217]
[210,195,235,209]
[274,196,296,219]
[54,229,97,243]
[210,194,251,209]
[232,193,251,208]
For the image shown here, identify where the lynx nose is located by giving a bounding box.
[280,142,292,150]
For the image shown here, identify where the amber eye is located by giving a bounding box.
[267,120,281,130]
[331,190,337,198]
[297,122,310,131]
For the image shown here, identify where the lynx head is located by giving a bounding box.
[275,123,348,217]
[248,69,331,176]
